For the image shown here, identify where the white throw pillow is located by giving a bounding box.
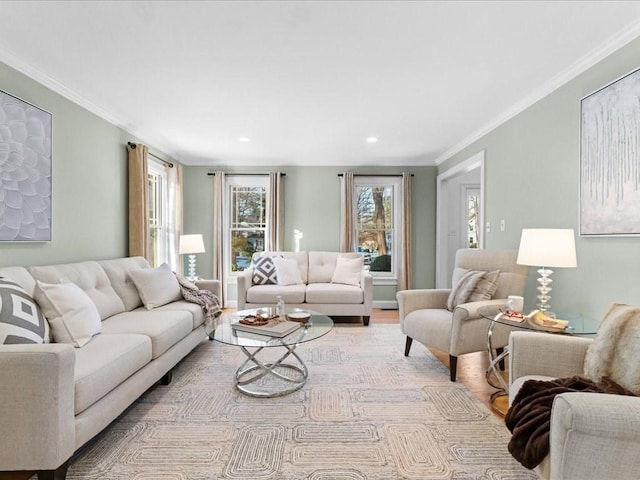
[274,257,303,286]
[331,256,363,286]
[128,263,182,309]
[35,281,101,347]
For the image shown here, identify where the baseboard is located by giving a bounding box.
[373,300,398,310]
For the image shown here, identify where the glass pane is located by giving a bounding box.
[467,193,479,248]
[356,186,392,229]
[231,229,265,271]
[232,186,266,228]
[357,229,392,271]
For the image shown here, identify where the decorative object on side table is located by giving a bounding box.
[179,233,205,280]
[516,228,577,316]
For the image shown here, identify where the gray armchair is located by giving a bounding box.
[397,248,529,381]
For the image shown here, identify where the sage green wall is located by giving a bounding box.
[0,60,172,268]
[439,37,640,320]
[182,165,437,304]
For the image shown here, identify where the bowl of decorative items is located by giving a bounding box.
[286,311,312,323]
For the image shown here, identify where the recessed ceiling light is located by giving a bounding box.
[238,137,250,143]
[366,136,378,144]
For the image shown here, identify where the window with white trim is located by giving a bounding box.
[224,176,268,275]
[148,159,169,267]
[354,176,401,283]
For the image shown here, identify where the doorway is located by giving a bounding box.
[436,151,485,288]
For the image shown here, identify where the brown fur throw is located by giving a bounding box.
[505,375,636,469]
[583,303,640,395]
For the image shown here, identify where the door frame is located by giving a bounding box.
[435,150,485,288]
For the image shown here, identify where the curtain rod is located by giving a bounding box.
[337,173,413,177]
[127,142,174,168]
[207,172,286,176]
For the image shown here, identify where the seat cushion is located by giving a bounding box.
[401,308,454,352]
[74,333,152,414]
[101,310,193,359]
[152,300,206,329]
[246,284,306,304]
[305,283,363,304]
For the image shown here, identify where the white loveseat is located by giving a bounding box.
[236,251,373,325]
[0,257,221,479]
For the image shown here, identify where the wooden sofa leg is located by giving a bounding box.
[496,347,506,370]
[404,337,413,356]
[363,316,370,326]
[449,355,458,382]
[160,369,173,385]
[37,459,70,480]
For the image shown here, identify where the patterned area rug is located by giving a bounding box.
[63,324,535,479]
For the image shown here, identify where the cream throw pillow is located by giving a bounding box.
[128,263,182,309]
[274,257,303,286]
[331,256,364,287]
[446,269,500,311]
[35,281,101,347]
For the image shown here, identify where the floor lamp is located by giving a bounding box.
[179,234,205,281]
[516,228,577,316]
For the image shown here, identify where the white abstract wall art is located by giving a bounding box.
[0,90,52,242]
[580,67,640,236]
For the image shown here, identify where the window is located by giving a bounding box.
[354,176,401,282]
[148,159,169,267]
[225,176,268,274]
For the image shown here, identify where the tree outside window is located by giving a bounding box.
[355,184,393,272]
[229,184,266,272]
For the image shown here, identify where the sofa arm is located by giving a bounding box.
[548,392,640,480]
[195,279,222,301]
[397,289,450,320]
[361,270,373,315]
[509,331,592,384]
[236,268,253,310]
[0,344,76,471]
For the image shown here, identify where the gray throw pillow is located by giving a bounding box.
[446,269,500,311]
[0,277,49,344]
[252,256,278,285]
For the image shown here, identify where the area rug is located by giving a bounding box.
[63,324,535,479]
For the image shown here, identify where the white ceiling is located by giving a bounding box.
[1,1,640,167]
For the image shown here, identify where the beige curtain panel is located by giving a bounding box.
[399,172,412,291]
[212,171,226,306]
[127,143,150,261]
[340,171,355,252]
[267,172,284,251]
[167,162,183,274]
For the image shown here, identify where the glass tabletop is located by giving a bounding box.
[208,307,334,347]
[477,304,600,336]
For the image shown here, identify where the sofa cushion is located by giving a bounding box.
[29,261,125,320]
[35,281,102,347]
[152,300,206,329]
[246,284,306,304]
[128,263,182,310]
[331,256,364,286]
[73,333,152,414]
[308,251,339,283]
[274,257,303,286]
[0,266,36,296]
[99,257,150,311]
[252,256,278,285]
[101,309,193,359]
[305,283,364,304]
[0,277,49,344]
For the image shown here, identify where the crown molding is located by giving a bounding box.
[434,19,640,166]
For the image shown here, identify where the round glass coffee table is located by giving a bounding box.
[207,308,333,398]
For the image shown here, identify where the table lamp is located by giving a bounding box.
[516,228,577,315]
[179,234,205,280]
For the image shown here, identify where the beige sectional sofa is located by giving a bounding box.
[0,256,221,479]
[236,251,373,325]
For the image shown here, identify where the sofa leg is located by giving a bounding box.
[37,460,70,480]
[404,337,413,356]
[449,355,458,382]
[363,316,370,326]
[160,369,173,385]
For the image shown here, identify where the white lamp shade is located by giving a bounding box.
[516,228,577,268]
[179,234,205,255]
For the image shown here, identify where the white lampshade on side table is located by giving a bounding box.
[179,234,205,280]
[516,228,577,315]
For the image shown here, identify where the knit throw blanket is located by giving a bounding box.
[175,273,221,324]
[505,375,636,469]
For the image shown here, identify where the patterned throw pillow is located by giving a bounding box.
[0,277,49,344]
[446,269,500,311]
[252,256,278,285]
